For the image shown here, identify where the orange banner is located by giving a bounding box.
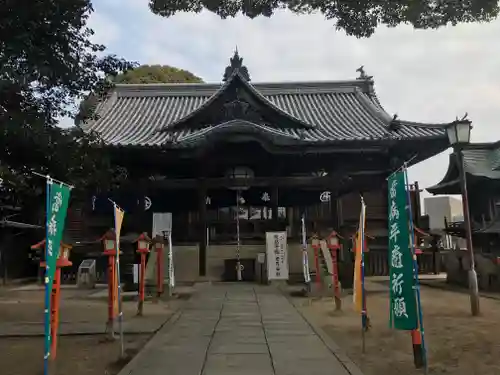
[113,206,124,315]
[114,206,124,251]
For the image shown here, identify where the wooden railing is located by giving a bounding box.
[362,251,438,276]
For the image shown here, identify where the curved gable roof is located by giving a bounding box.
[427,142,500,194]
[163,71,314,131]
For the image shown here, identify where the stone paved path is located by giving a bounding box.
[121,284,358,375]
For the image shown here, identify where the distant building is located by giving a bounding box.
[424,196,463,230]
[424,196,464,249]
[427,141,500,254]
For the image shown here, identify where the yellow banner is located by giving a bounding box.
[113,205,124,316]
[353,200,366,313]
[114,206,124,256]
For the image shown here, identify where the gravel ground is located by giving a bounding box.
[0,286,184,375]
[0,334,151,375]
[293,280,500,375]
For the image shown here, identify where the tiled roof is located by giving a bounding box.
[463,147,500,179]
[427,142,500,194]
[82,73,449,147]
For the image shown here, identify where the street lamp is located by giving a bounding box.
[446,120,472,147]
[446,119,479,316]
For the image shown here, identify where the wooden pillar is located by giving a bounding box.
[330,195,342,270]
[198,179,207,276]
[0,228,9,286]
[331,195,340,230]
[271,185,279,231]
[414,181,422,227]
[137,179,149,233]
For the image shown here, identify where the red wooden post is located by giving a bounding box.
[311,234,321,287]
[152,235,165,298]
[411,230,424,368]
[32,240,72,360]
[50,268,61,358]
[100,230,117,340]
[326,231,342,310]
[134,233,151,316]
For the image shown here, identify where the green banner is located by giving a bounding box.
[388,171,417,330]
[45,183,71,292]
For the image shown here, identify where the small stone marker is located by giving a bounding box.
[77,259,97,289]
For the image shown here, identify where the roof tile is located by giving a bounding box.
[83,80,448,147]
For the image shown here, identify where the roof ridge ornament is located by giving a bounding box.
[356,65,373,81]
[389,114,400,131]
[223,49,251,82]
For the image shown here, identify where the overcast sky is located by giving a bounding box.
[86,0,500,200]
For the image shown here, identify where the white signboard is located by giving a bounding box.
[146,213,173,283]
[265,231,289,280]
[152,213,172,237]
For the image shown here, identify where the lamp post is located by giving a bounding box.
[134,232,151,316]
[100,229,118,339]
[326,231,342,310]
[152,235,165,299]
[446,119,480,316]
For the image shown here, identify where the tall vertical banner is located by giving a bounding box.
[352,200,366,313]
[44,182,71,369]
[167,231,175,289]
[113,205,125,356]
[265,231,289,280]
[388,171,418,330]
[113,207,124,315]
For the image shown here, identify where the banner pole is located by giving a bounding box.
[385,154,418,181]
[168,230,174,296]
[403,164,428,373]
[43,179,52,375]
[33,172,74,189]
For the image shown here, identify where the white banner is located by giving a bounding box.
[167,231,175,288]
[302,250,311,283]
[265,231,289,280]
[320,240,333,275]
[300,216,311,284]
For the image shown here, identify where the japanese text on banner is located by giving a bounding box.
[388,171,417,330]
[45,184,71,293]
